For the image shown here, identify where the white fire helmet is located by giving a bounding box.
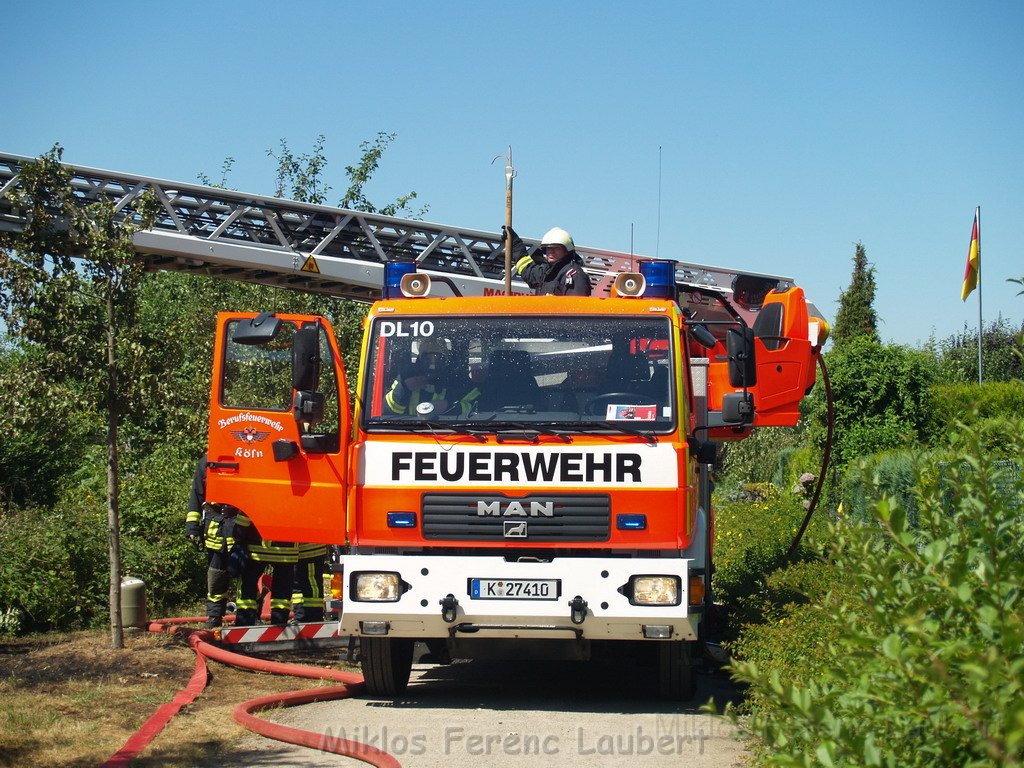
[541,227,575,252]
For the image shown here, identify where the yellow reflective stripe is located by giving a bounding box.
[460,388,480,417]
[270,599,291,609]
[304,563,322,598]
[186,511,201,522]
[515,254,535,274]
[384,380,407,413]
[249,542,299,563]
[235,599,258,609]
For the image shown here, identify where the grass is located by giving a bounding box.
[0,626,358,767]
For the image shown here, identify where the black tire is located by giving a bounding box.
[360,636,415,696]
[658,640,696,700]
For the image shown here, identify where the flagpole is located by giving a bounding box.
[976,205,983,385]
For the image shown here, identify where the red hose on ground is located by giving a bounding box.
[102,616,395,767]
[102,629,210,767]
[235,686,401,768]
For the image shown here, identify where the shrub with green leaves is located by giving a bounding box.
[712,486,828,634]
[119,442,207,615]
[926,381,1024,443]
[0,501,108,633]
[728,425,1024,766]
[728,559,852,697]
[841,450,918,527]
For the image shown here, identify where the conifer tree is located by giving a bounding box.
[832,242,879,347]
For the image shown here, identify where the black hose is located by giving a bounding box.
[785,353,833,560]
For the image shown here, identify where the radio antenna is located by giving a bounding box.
[630,222,636,271]
[656,145,662,259]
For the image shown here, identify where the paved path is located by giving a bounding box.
[221,651,749,767]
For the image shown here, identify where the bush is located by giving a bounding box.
[712,486,828,635]
[806,337,937,469]
[0,501,108,633]
[841,450,918,527]
[926,381,1024,443]
[727,425,1024,766]
[119,442,207,616]
[718,427,806,491]
[0,440,209,633]
[728,559,852,704]
[928,317,1024,384]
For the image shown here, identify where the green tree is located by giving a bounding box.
[340,132,427,217]
[928,317,1024,383]
[831,242,879,348]
[0,134,424,636]
[267,132,428,218]
[807,337,936,470]
[0,144,159,648]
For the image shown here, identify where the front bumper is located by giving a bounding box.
[339,554,699,641]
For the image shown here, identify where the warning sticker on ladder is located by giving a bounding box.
[300,255,320,273]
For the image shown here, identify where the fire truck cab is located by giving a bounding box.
[205,263,821,700]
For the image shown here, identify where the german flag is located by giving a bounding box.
[961,209,980,301]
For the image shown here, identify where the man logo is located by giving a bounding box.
[477,500,554,517]
[503,521,528,538]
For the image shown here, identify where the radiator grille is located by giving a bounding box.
[421,493,611,542]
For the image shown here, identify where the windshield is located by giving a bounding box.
[361,315,676,433]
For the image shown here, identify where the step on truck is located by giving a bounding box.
[204,259,824,699]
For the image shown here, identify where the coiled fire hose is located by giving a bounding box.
[102,615,400,768]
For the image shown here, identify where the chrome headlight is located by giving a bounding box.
[630,575,681,606]
[352,572,403,602]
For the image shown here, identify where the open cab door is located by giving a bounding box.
[685,287,820,440]
[205,312,350,544]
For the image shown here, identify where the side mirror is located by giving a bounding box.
[726,326,757,388]
[231,312,282,346]
[721,392,755,425]
[687,324,718,350]
[292,326,321,392]
[686,437,718,465]
[293,390,325,426]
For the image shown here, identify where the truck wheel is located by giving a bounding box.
[658,640,696,700]
[360,636,415,696]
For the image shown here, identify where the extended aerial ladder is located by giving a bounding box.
[0,151,824,661]
[0,151,798,318]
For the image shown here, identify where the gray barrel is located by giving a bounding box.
[120,577,148,628]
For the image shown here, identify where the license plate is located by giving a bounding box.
[470,578,560,600]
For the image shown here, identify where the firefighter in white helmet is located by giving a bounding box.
[505,226,592,296]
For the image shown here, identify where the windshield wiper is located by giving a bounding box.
[366,419,487,441]
[557,420,659,445]
[475,420,573,444]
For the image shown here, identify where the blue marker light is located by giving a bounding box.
[383,260,417,299]
[616,514,648,530]
[387,512,417,528]
[639,260,676,299]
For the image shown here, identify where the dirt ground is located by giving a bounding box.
[0,627,356,768]
[1,629,749,767]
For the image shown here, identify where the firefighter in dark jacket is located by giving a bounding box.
[291,543,328,623]
[508,226,592,296]
[186,453,251,628]
[234,536,298,626]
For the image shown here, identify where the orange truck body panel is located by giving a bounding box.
[205,312,350,544]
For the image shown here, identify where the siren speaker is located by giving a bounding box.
[612,272,646,297]
[400,272,431,297]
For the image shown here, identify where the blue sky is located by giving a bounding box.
[4,1,1022,346]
